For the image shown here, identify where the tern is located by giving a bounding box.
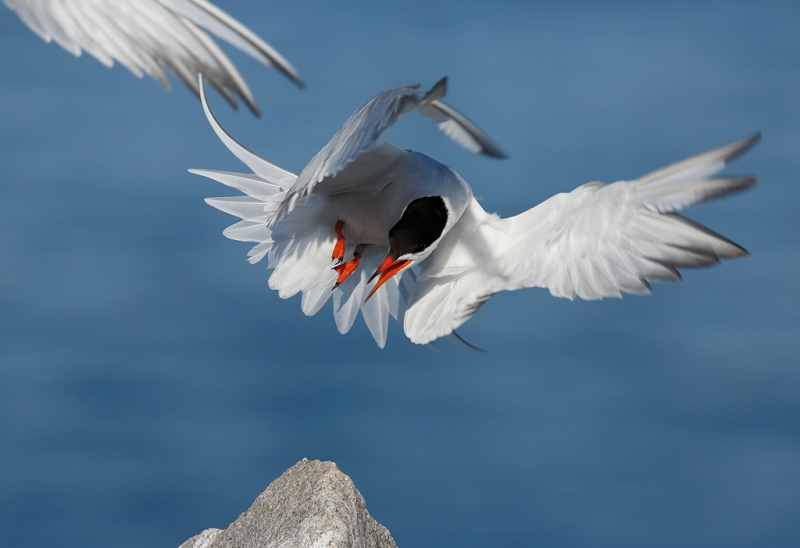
[192,78,758,348]
[4,0,303,115]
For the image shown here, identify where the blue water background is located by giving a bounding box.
[1,1,798,547]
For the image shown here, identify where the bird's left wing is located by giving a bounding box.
[405,135,759,345]
[191,78,415,348]
[4,0,303,115]
[273,78,504,222]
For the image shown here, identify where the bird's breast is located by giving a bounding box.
[325,184,406,245]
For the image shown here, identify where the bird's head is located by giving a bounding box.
[366,195,449,301]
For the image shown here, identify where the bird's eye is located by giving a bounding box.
[414,244,426,253]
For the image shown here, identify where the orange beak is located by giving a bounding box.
[365,255,411,302]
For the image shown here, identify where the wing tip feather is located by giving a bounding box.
[726,132,761,163]
[446,331,487,353]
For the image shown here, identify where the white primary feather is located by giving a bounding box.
[4,0,303,115]
[220,220,271,244]
[203,196,274,222]
[188,170,284,199]
[190,78,297,187]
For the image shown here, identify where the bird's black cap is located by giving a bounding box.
[388,196,449,259]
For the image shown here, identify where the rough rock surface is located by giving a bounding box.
[179,458,398,548]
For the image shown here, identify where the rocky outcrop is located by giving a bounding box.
[179,459,398,548]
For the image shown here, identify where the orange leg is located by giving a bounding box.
[333,244,369,289]
[332,220,346,264]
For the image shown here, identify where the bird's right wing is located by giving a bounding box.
[404,135,759,345]
[4,0,303,115]
[273,78,504,223]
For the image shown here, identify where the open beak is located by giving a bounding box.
[365,255,411,302]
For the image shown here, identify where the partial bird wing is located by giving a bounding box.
[190,78,414,348]
[273,78,504,222]
[4,0,303,115]
[419,100,506,159]
[404,135,760,345]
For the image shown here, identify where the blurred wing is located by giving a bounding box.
[274,77,505,222]
[4,0,303,115]
[419,100,506,159]
[405,134,759,345]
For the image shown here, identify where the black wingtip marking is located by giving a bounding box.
[725,132,761,163]
[447,331,487,353]
[425,77,448,102]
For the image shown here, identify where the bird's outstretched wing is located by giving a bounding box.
[190,78,415,348]
[4,0,303,115]
[405,135,760,345]
[273,77,504,222]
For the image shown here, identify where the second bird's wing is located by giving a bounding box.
[4,0,303,115]
[404,135,759,345]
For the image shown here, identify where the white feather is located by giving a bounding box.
[404,135,759,344]
[4,0,303,115]
[188,170,284,199]
[273,78,505,222]
[191,77,756,348]
[196,82,297,186]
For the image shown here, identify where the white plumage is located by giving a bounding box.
[193,78,758,348]
[4,0,303,114]
[405,155,755,343]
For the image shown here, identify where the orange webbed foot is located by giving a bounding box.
[332,244,370,289]
[332,220,346,264]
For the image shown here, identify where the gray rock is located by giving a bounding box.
[180,528,222,548]
[179,458,398,548]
